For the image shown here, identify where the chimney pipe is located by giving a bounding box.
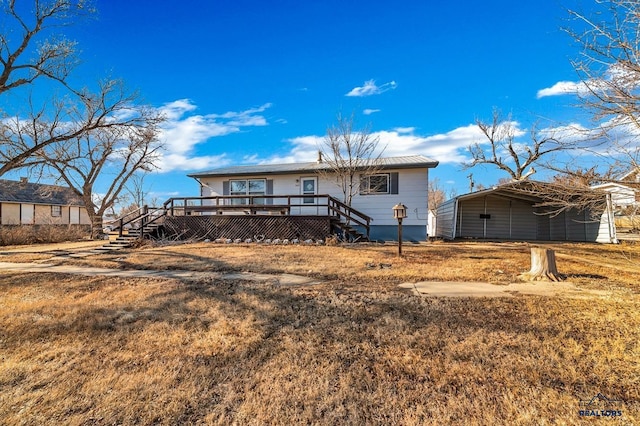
[317,150,323,163]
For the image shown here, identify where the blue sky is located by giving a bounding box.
[10,0,600,202]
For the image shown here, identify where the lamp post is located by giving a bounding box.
[392,203,408,256]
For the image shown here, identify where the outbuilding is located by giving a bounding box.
[435,181,617,243]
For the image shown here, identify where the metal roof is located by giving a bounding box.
[188,155,439,178]
[452,180,606,204]
[0,179,84,206]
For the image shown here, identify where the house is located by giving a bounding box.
[435,181,617,243]
[0,178,90,226]
[591,168,640,211]
[187,154,439,241]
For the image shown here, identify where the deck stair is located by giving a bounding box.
[331,218,369,242]
[91,234,139,253]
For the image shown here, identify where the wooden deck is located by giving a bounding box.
[109,194,372,242]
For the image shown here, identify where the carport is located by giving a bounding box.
[435,181,617,243]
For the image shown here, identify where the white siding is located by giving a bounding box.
[198,168,430,227]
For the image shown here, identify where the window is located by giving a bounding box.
[360,174,390,194]
[51,205,62,217]
[301,177,316,204]
[229,179,266,204]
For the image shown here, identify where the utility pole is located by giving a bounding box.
[467,173,474,193]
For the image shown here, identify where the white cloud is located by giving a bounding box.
[346,79,397,97]
[155,100,271,172]
[536,81,585,98]
[363,108,381,115]
[260,135,324,164]
[537,63,640,99]
[251,124,489,166]
[375,125,486,163]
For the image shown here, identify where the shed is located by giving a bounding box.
[435,181,617,243]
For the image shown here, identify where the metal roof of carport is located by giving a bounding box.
[451,180,606,205]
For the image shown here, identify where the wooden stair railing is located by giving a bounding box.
[108,194,373,241]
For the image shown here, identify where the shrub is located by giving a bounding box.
[0,224,90,246]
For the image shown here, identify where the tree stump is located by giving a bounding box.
[518,247,563,282]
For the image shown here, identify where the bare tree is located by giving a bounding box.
[557,0,640,178]
[123,171,151,208]
[0,1,161,179]
[464,109,566,181]
[504,180,610,219]
[0,79,160,176]
[36,101,163,237]
[317,113,384,206]
[428,177,447,211]
[0,0,93,96]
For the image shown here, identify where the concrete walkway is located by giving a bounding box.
[0,261,322,286]
[398,280,612,298]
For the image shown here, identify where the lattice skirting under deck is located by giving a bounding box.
[162,215,332,241]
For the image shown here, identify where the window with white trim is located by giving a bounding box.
[51,205,62,217]
[360,173,390,194]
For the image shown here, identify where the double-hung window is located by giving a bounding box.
[51,205,62,217]
[229,179,266,204]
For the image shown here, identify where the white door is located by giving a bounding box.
[70,206,80,224]
[21,204,34,224]
[300,177,318,215]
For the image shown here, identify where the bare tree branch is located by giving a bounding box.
[464,109,566,181]
[317,112,385,206]
[0,0,94,95]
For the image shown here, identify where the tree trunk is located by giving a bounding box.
[86,209,104,239]
[518,247,563,282]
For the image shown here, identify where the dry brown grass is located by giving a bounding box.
[62,240,640,289]
[1,241,639,424]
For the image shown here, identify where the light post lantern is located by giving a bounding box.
[392,203,408,256]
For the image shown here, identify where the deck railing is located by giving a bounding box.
[110,194,372,239]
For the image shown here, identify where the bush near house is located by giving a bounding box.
[0,224,90,246]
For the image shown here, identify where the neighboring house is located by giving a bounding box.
[435,181,617,243]
[0,178,90,226]
[188,155,439,241]
[590,182,637,209]
[591,168,640,210]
